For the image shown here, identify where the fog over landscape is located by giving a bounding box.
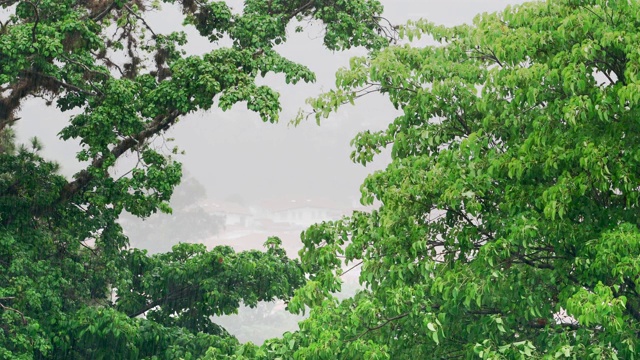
[13,0,527,344]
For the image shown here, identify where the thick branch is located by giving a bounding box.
[23,70,98,97]
[60,110,182,203]
[0,78,38,132]
[1,66,102,132]
[91,1,117,22]
[288,0,314,19]
[23,1,39,44]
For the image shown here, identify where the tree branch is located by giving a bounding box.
[123,4,157,38]
[22,70,98,97]
[340,261,363,277]
[0,77,38,133]
[126,283,196,318]
[60,110,182,203]
[346,310,412,342]
[23,0,39,44]
[0,299,27,325]
[91,1,116,22]
[288,0,314,19]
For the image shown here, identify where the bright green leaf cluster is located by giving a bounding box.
[278,0,640,358]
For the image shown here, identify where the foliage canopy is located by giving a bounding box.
[268,0,640,359]
[6,0,640,359]
[0,0,392,358]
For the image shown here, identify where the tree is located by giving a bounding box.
[255,0,640,358]
[0,0,394,358]
[0,127,16,154]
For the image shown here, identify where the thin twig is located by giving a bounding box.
[123,4,157,38]
[346,311,412,342]
[341,261,363,277]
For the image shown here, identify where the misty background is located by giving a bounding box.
[14,0,527,344]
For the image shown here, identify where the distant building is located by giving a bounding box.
[201,197,350,230]
[201,201,253,227]
[259,198,344,227]
[202,198,359,256]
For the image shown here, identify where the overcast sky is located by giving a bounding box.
[15,0,529,206]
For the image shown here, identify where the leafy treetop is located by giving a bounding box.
[0,0,394,358]
[247,0,640,359]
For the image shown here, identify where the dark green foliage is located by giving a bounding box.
[0,0,392,358]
